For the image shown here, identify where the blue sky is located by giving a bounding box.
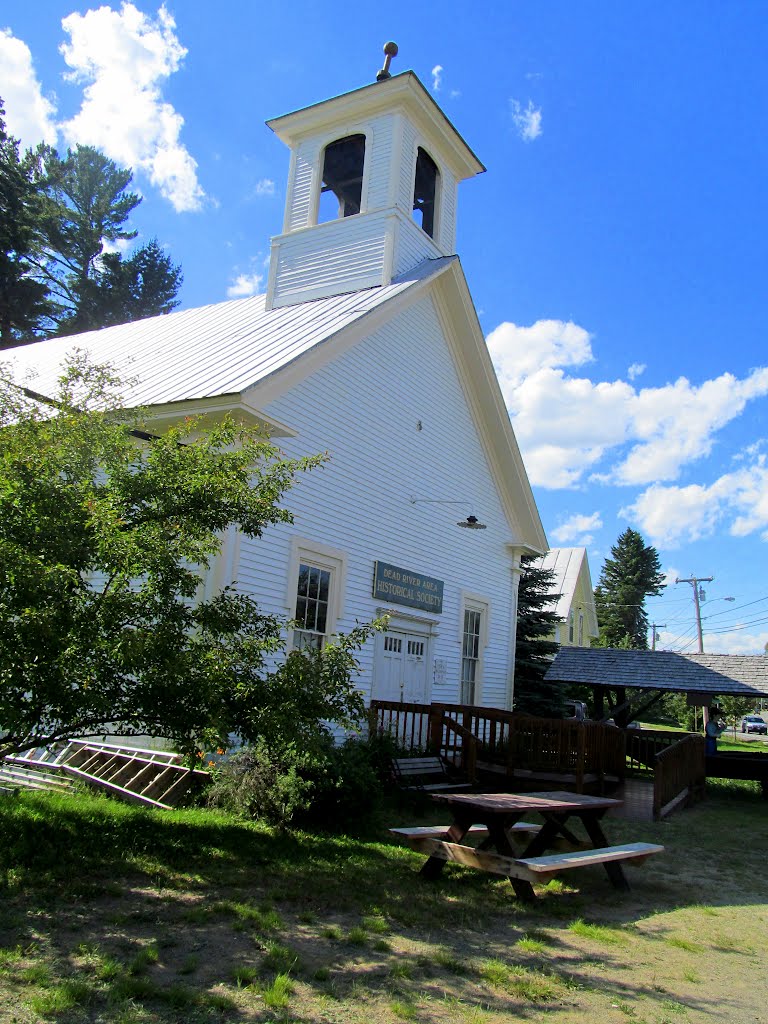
[2,1,767,654]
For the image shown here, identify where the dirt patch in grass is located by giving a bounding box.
[0,781,766,1023]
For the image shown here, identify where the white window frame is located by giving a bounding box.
[411,142,442,242]
[286,538,347,650]
[459,592,490,706]
[568,609,575,643]
[312,128,371,226]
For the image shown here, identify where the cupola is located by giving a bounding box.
[264,52,485,310]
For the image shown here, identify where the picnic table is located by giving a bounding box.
[391,789,663,902]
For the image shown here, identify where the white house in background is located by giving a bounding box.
[537,548,598,648]
[6,69,547,711]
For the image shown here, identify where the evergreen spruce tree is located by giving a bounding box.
[513,554,564,717]
[593,528,665,649]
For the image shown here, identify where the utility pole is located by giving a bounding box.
[650,624,666,651]
[675,576,713,654]
[676,575,714,728]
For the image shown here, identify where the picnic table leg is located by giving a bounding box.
[419,820,469,879]
[515,815,579,858]
[487,822,537,903]
[581,814,630,891]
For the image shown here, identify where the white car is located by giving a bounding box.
[741,715,767,735]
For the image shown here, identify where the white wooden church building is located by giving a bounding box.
[7,68,548,712]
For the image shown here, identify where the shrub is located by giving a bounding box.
[208,731,399,830]
[206,739,317,827]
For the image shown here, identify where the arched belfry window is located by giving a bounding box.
[413,147,439,238]
[318,134,366,222]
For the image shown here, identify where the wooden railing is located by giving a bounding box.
[441,717,478,782]
[653,734,705,819]
[369,700,625,789]
[626,730,692,773]
[369,700,432,752]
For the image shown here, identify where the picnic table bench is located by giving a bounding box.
[391,790,663,901]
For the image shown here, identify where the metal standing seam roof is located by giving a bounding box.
[536,548,586,620]
[3,257,456,409]
[545,646,768,698]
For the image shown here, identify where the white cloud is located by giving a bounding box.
[487,319,593,388]
[627,362,645,380]
[0,29,57,147]
[551,512,603,546]
[510,99,542,141]
[59,3,203,212]
[253,178,275,197]
[702,629,768,656]
[431,64,443,92]
[622,454,768,547]
[487,318,768,491]
[227,270,264,299]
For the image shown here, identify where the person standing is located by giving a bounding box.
[705,706,726,756]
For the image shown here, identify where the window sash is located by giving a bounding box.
[461,608,482,705]
[294,561,331,646]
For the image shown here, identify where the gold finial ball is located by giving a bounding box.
[383,41,398,56]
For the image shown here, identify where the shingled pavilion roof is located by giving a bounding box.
[544,647,768,699]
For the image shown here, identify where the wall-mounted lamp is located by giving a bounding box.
[410,497,487,530]
[458,515,486,530]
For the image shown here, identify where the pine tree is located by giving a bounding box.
[513,554,564,717]
[0,100,51,347]
[17,139,183,337]
[594,528,665,649]
[95,239,182,327]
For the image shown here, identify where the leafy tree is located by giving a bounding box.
[513,554,564,717]
[0,100,51,348]
[593,528,665,649]
[0,356,374,760]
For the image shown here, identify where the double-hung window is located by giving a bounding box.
[288,539,346,651]
[294,562,331,649]
[461,608,482,705]
[460,594,489,705]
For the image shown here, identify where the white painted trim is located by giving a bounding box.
[286,537,348,648]
[375,607,441,635]
[311,126,372,227]
[459,592,490,705]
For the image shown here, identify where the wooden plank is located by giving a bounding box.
[59,764,173,809]
[406,837,539,882]
[390,824,490,839]
[390,821,541,840]
[518,842,664,877]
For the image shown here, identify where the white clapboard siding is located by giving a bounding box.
[393,216,443,276]
[397,116,419,213]
[236,294,519,709]
[437,170,458,254]
[365,114,396,212]
[287,140,320,231]
[270,213,391,308]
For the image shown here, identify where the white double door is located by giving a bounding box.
[373,628,430,704]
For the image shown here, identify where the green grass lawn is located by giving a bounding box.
[1,780,767,1023]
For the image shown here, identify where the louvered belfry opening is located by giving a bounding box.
[413,146,439,238]
[319,133,366,221]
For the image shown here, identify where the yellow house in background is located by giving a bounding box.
[536,548,598,648]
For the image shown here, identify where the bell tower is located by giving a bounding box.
[264,48,484,310]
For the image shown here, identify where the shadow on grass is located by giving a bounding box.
[0,783,766,1023]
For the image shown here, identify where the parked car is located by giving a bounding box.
[740,715,768,735]
[564,699,589,722]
